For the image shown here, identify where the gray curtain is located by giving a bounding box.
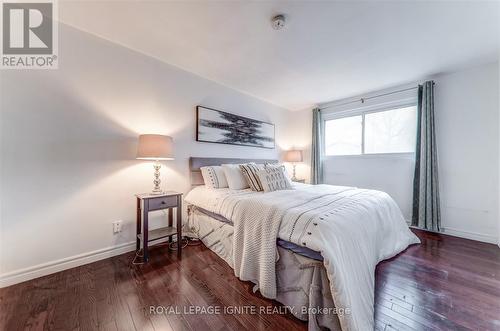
[412,81,441,231]
[311,108,323,184]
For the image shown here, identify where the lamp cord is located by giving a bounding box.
[131,237,190,265]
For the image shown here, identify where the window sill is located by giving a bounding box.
[324,152,415,160]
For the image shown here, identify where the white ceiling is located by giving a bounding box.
[60,1,500,111]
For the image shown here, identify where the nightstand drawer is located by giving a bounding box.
[148,195,178,211]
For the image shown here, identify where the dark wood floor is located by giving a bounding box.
[1,229,499,331]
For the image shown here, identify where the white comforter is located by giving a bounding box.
[185,184,420,331]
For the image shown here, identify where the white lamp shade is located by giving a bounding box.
[136,134,174,160]
[284,150,303,162]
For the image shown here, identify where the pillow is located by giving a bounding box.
[257,167,293,192]
[265,162,291,179]
[200,166,228,189]
[239,163,265,191]
[221,164,249,190]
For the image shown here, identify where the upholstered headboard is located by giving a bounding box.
[189,157,278,186]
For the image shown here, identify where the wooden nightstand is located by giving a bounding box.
[136,191,183,261]
[293,179,306,183]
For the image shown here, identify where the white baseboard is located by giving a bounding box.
[0,241,137,288]
[440,227,498,245]
[408,223,499,245]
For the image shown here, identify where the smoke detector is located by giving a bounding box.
[271,14,286,30]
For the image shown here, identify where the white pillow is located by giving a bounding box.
[257,166,293,192]
[200,166,228,189]
[221,164,249,190]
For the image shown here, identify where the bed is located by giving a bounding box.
[186,157,420,331]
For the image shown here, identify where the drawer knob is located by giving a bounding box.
[161,201,166,204]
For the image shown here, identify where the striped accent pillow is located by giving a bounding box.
[239,163,264,191]
[200,166,228,189]
[257,167,293,192]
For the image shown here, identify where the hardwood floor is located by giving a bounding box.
[1,229,499,331]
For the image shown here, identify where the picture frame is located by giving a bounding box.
[196,106,275,149]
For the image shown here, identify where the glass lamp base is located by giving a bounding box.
[151,162,163,195]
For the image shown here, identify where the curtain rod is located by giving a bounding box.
[320,84,426,111]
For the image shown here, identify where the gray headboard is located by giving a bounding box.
[190,157,278,186]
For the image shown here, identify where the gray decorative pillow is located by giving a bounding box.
[200,166,228,189]
[257,167,293,192]
[265,162,291,179]
[239,163,264,191]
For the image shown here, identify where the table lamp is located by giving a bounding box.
[136,134,174,194]
[284,149,303,181]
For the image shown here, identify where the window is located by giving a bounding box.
[324,115,362,156]
[324,105,417,156]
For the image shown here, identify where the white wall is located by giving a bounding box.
[282,109,313,183]
[320,61,499,244]
[0,24,294,286]
[434,62,499,243]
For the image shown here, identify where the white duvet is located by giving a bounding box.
[185,184,420,331]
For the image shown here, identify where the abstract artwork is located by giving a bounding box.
[196,106,275,149]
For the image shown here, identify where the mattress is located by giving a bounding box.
[191,205,323,261]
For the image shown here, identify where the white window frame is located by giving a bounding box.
[322,98,418,158]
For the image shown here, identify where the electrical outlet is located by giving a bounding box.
[112,220,122,234]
